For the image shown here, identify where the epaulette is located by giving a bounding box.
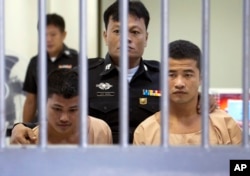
[88,58,104,69]
[68,48,78,56]
[143,60,160,71]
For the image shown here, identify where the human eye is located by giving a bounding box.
[69,108,78,113]
[168,72,176,78]
[184,73,193,78]
[132,30,140,35]
[113,29,119,34]
[52,107,61,112]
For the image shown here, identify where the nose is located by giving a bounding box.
[174,76,185,89]
[59,112,69,122]
[128,34,132,43]
[46,34,52,43]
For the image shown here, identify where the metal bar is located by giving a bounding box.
[201,0,210,148]
[1,147,250,176]
[0,0,6,149]
[38,0,47,148]
[119,0,129,147]
[79,0,88,148]
[160,0,169,147]
[242,0,250,147]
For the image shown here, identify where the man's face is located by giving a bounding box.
[168,58,201,104]
[47,94,79,135]
[103,15,148,68]
[46,24,66,57]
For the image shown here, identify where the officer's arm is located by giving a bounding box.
[23,93,37,122]
[10,122,37,144]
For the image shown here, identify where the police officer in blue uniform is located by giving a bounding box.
[22,13,78,123]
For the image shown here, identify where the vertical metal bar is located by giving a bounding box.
[119,0,129,147]
[79,0,88,148]
[160,0,169,148]
[201,0,210,148]
[242,0,250,147]
[0,0,6,149]
[38,0,47,148]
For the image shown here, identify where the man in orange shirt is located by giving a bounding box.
[11,68,112,145]
[133,40,242,146]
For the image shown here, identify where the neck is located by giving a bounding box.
[169,96,199,119]
[47,125,79,144]
[110,55,141,69]
[168,96,201,134]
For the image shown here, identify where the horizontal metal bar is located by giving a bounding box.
[0,146,249,176]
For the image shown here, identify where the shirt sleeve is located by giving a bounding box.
[23,58,37,93]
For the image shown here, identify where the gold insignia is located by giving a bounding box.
[139,98,147,105]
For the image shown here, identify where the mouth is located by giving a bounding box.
[57,124,71,127]
[47,45,53,49]
[173,91,186,94]
[117,46,134,50]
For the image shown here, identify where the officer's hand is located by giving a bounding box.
[197,93,218,114]
[10,123,37,144]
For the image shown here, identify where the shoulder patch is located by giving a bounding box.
[68,49,78,56]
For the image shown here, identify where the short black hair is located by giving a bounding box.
[103,1,150,30]
[169,40,201,71]
[38,13,65,32]
[48,68,78,99]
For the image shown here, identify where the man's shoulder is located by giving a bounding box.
[142,60,160,71]
[209,109,239,126]
[137,112,160,130]
[210,109,232,118]
[27,55,39,65]
[65,48,78,56]
[88,57,105,69]
[89,116,110,131]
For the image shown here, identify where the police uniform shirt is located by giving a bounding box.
[88,54,160,144]
[23,45,78,94]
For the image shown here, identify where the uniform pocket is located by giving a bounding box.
[89,100,118,114]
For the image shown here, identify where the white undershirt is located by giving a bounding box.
[116,66,139,82]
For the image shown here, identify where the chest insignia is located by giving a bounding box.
[139,98,147,105]
[58,64,73,69]
[142,89,161,97]
[96,82,113,90]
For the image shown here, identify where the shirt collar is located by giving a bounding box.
[47,44,72,60]
[100,53,118,76]
[100,53,153,82]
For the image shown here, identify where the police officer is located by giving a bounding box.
[22,13,78,123]
[86,1,160,143]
